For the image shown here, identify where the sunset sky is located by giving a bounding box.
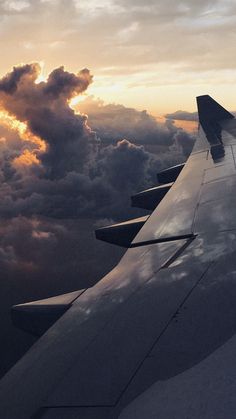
[1,0,236,114]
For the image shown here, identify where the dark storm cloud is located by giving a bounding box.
[0,64,36,94]
[0,63,195,221]
[77,96,196,156]
[0,63,94,178]
[77,96,176,146]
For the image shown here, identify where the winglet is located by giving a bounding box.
[197,95,234,125]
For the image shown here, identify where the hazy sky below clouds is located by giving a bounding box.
[0,0,236,113]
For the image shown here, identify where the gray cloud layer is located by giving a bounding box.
[77,96,177,145]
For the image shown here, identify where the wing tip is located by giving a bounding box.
[196,95,234,123]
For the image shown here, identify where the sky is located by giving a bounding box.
[0,0,234,377]
[0,0,236,113]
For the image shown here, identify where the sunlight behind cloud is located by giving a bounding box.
[0,110,46,151]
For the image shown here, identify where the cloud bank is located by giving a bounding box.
[77,96,178,145]
[0,63,195,221]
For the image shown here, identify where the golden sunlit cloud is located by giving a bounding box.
[0,110,46,152]
[0,110,27,136]
[12,149,40,168]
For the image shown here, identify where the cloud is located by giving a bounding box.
[173,129,196,157]
[76,96,177,146]
[0,216,122,286]
[0,63,94,178]
[165,110,198,121]
[0,63,195,221]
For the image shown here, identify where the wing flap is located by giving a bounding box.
[157,163,185,184]
[131,183,173,211]
[95,216,149,247]
[12,290,85,336]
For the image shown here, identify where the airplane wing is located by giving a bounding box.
[1,95,236,419]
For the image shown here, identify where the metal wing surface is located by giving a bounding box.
[1,95,236,419]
